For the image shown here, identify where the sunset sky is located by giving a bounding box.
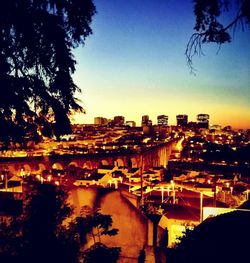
[72,0,250,129]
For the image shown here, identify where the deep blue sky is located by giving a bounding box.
[72,0,250,128]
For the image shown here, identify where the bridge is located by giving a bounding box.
[0,139,181,176]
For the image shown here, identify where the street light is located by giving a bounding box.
[59,173,62,185]
[214,185,219,207]
[167,185,170,196]
[161,186,164,203]
[140,153,144,205]
[3,168,9,192]
[171,180,176,204]
[200,192,203,222]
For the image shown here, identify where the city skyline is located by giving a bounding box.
[72,0,250,129]
[1,2,249,263]
[75,113,235,129]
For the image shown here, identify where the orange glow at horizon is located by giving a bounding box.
[72,103,250,130]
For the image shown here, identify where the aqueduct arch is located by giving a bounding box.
[100,159,109,166]
[115,158,125,167]
[130,157,139,168]
[68,161,80,168]
[83,161,93,169]
[52,163,64,170]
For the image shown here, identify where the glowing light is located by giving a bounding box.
[161,186,164,203]
[167,185,170,195]
[36,175,41,181]
[20,168,25,177]
[108,180,112,187]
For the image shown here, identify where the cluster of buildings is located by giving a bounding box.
[0,114,249,262]
[1,156,249,256]
[94,114,210,129]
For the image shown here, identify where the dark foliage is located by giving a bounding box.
[169,211,250,263]
[187,0,250,72]
[83,242,121,263]
[76,209,119,243]
[0,183,80,263]
[76,208,121,263]
[0,0,96,145]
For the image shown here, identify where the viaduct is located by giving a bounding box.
[0,139,180,176]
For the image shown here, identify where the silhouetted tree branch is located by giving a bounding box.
[186,0,250,73]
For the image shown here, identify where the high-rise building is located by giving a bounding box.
[94,117,108,125]
[157,115,168,126]
[197,114,209,129]
[176,114,188,126]
[141,115,151,126]
[113,116,125,126]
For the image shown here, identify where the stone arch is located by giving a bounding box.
[27,140,35,148]
[66,161,80,177]
[52,163,64,170]
[32,163,40,172]
[7,165,16,175]
[38,163,46,172]
[68,161,80,168]
[130,157,138,168]
[23,164,31,173]
[115,158,124,168]
[83,161,93,169]
[100,159,109,166]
